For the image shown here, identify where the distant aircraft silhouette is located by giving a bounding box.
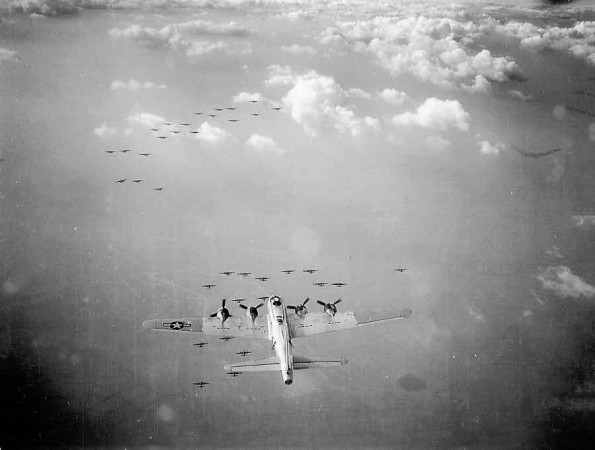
[119,149,131,153]
[116,179,126,183]
[105,150,116,154]
[139,153,151,156]
[193,342,208,348]
[512,145,562,159]
[132,179,143,183]
[153,187,164,191]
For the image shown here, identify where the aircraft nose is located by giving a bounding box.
[285,379,293,385]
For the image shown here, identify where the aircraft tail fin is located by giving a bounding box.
[293,355,347,370]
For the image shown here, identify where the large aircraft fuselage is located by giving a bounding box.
[267,296,293,385]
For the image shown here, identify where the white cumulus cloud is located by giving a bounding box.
[478,140,504,156]
[232,91,265,104]
[378,88,410,105]
[110,79,166,91]
[0,48,20,63]
[246,134,284,155]
[392,98,470,131]
[195,122,227,145]
[281,44,317,55]
[281,69,380,137]
[322,15,524,89]
[93,123,116,137]
[536,266,595,299]
[126,112,166,128]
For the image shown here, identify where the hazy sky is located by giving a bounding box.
[2,0,595,448]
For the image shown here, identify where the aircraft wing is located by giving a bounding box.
[223,355,346,372]
[288,308,412,338]
[142,316,269,340]
[224,356,280,372]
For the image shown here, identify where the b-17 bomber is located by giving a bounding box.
[281,269,295,274]
[193,342,208,348]
[143,295,412,385]
[313,282,328,287]
[132,179,143,183]
[237,272,251,277]
[394,268,407,273]
[116,179,126,183]
[272,107,282,110]
[303,269,318,274]
[236,350,252,357]
[255,276,270,282]
[221,271,234,276]
[331,282,347,287]
[105,150,116,154]
[119,149,131,153]
[202,284,216,289]
[139,153,151,156]
[193,381,209,388]
[228,119,239,122]
[153,187,164,192]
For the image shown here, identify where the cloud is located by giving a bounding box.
[478,140,504,155]
[281,44,316,55]
[347,88,371,99]
[281,69,380,137]
[2,0,78,16]
[265,64,296,87]
[245,134,284,155]
[494,20,595,66]
[195,122,227,145]
[110,79,166,91]
[424,135,451,150]
[232,91,265,103]
[109,20,252,60]
[93,123,116,137]
[0,48,20,63]
[572,215,595,227]
[378,88,409,105]
[322,15,524,89]
[126,112,166,128]
[392,98,470,131]
[509,89,532,101]
[536,266,595,299]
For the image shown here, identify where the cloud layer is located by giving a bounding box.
[536,266,595,299]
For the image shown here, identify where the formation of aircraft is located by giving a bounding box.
[143,295,412,385]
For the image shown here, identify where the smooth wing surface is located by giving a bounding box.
[142,316,269,339]
[293,355,347,370]
[224,356,280,372]
[288,308,412,338]
[201,316,269,340]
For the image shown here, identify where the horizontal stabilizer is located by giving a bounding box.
[293,355,347,370]
[224,356,280,372]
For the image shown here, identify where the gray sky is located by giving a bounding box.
[2,0,595,448]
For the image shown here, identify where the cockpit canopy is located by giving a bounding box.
[271,296,281,306]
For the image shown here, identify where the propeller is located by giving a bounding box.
[287,298,310,319]
[209,299,231,324]
[239,302,264,323]
[317,299,342,317]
